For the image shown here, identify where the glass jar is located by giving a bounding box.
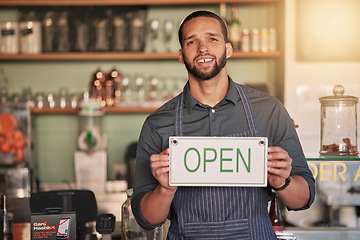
[121,189,163,240]
[121,189,147,240]
[319,85,358,156]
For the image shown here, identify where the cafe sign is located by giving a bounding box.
[169,136,268,187]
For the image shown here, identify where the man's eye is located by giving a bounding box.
[186,41,195,45]
[210,38,218,42]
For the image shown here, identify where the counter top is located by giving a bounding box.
[286,227,360,240]
[318,188,360,206]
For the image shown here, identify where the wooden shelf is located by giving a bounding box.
[30,106,158,114]
[0,51,280,61]
[0,0,279,6]
[105,106,158,113]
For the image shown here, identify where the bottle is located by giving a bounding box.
[219,3,228,25]
[251,28,260,52]
[228,4,242,51]
[135,76,145,105]
[1,195,13,240]
[121,189,147,240]
[90,69,106,105]
[241,29,250,52]
[269,192,284,234]
[148,77,159,102]
[121,76,132,104]
[109,69,122,105]
[104,76,115,107]
[104,69,120,107]
[260,28,269,53]
[269,28,277,52]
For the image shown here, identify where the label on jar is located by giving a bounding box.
[1,29,14,36]
[21,28,33,36]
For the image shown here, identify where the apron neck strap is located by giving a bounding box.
[175,83,257,136]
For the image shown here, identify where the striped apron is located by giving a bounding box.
[167,83,277,240]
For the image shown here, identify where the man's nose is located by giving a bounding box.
[197,40,209,53]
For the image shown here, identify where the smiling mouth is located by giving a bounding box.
[196,58,214,63]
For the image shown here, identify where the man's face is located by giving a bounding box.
[179,17,231,80]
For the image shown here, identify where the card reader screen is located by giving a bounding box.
[57,218,70,237]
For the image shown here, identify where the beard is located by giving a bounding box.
[183,49,227,80]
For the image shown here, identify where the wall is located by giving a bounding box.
[284,0,360,227]
[284,0,360,155]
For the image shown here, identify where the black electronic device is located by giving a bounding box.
[30,190,97,240]
[30,190,97,225]
[96,214,116,235]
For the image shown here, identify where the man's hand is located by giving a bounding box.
[267,146,292,189]
[150,148,177,192]
[267,146,310,209]
[141,149,177,226]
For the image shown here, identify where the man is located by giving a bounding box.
[132,10,315,239]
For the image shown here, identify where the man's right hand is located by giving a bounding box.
[141,148,177,226]
[150,148,178,192]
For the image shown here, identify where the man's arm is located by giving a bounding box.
[140,149,177,226]
[267,146,310,209]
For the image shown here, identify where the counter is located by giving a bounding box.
[305,156,360,227]
[286,227,360,240]
[10,225,360,239]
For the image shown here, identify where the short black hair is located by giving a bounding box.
[178,10,228,47]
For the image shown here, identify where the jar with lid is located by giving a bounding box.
[319,85,358,156]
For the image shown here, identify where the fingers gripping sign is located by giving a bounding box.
[267,146,292,190]
[150,148,177,191]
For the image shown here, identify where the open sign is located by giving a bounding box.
[169,137,268,187]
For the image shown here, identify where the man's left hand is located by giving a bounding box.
[267,146,292,189]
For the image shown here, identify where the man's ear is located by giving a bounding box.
[226,42,233,59]
[179,49,184,64]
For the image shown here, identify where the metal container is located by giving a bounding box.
[319,85,358,156]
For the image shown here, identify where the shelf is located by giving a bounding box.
[306,156,360,161]
[0,51,280,61]
[0,0,279,6]
[30,106,159,114]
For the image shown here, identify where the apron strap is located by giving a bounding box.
[175,83,257,136]
[234,83,258,135]
[175,92,184,136]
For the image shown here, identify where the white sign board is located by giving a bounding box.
[169,137,268,187]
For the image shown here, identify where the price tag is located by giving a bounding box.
[169,136,268,187]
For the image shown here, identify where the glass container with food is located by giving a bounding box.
[319,85,358,156]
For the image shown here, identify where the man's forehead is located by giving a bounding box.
[184,16,219,27]
[182,17,222,37]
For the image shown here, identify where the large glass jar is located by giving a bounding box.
[319,85,358,156]
[121,189,147,240]
[121,189,163,240]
